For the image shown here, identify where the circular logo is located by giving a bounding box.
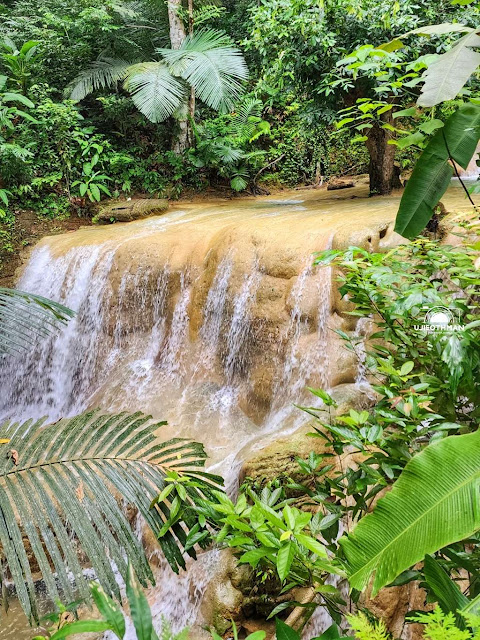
[425,306,454,328]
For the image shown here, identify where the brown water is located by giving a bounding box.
[0,181,477,639]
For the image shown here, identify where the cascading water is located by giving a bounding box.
[4,185,471,638]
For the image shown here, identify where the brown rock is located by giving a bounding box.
[327,179,355,191]
[95,198,169,223]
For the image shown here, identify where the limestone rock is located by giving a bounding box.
[95,198,168,223]
[240,383,376,484]
[201,549,245,634]
[362,580,429,640]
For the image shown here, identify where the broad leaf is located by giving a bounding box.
[417,30,480,107]
[277,541,295,581]
[275,618,301,640]
[394,103,480,239]
[340,430,480,596]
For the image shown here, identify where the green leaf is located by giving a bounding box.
[89,183,101,202]
[394,103,480,239]
[417,30,480,107]
[295,533,327,557]
[394,131,425,150]
[126,563,153,640]
[277,542,295,581]
[393,107,418,119]
[423,555,469,624]
[340,430,480,596]
[49,621,113,639]
[2,92,34,108]
[312,624,346,639]
[239,547,271,566]
[419,119,444,134]
[159,29,248,113]
[124,62,186,123]
[275,618,301,640]
[90,583,126,639]
[400,361,414,376]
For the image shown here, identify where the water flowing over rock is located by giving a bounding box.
[0,184,473,638]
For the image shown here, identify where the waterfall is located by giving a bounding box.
[0,197,346,638]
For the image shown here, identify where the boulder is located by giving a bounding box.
[95,198,168,223]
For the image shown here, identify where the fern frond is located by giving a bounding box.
[0,288,74,355]
[347,612,390,640]
[0,410,222,622]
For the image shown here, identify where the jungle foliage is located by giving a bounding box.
[0,0,478,269]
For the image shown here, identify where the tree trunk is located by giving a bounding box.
[167,0,186,48]
[365,111,401,196]
[167,0,190,153]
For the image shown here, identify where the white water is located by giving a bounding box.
[0,206,340,639]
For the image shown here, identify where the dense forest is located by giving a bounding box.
[0,0,478,268]
[0,0,479,639]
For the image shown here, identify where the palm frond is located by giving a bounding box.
[0,288,74,355]
[158,29,248,113]
[0,410,222,622]
[123,61,187,122]
[229,97,263,141]
[69,55,132,101]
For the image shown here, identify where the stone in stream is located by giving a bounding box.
[95,198,169,223]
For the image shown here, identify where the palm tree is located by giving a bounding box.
[69,29,249,152]
[0,290,221,623]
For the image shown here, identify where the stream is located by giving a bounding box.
[0,182,476,639]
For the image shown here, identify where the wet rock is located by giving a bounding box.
[240,383,376,484]
[362,580,430,640]
[201,550,245,634]
[327,178,355,190]
[95,198,168,223]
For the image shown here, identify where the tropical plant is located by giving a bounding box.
[394,101,480,238]
[71,154,112,202]
[0,409,221,622]
[390,23,480,238]
[339,429,480,595]
[187,97,269,191]
[69,29,248,147]
[31,563,184,640]
[0,287,74,354]
[0,38,40,95]
[156,479,345,623]
[294,240,480,607]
